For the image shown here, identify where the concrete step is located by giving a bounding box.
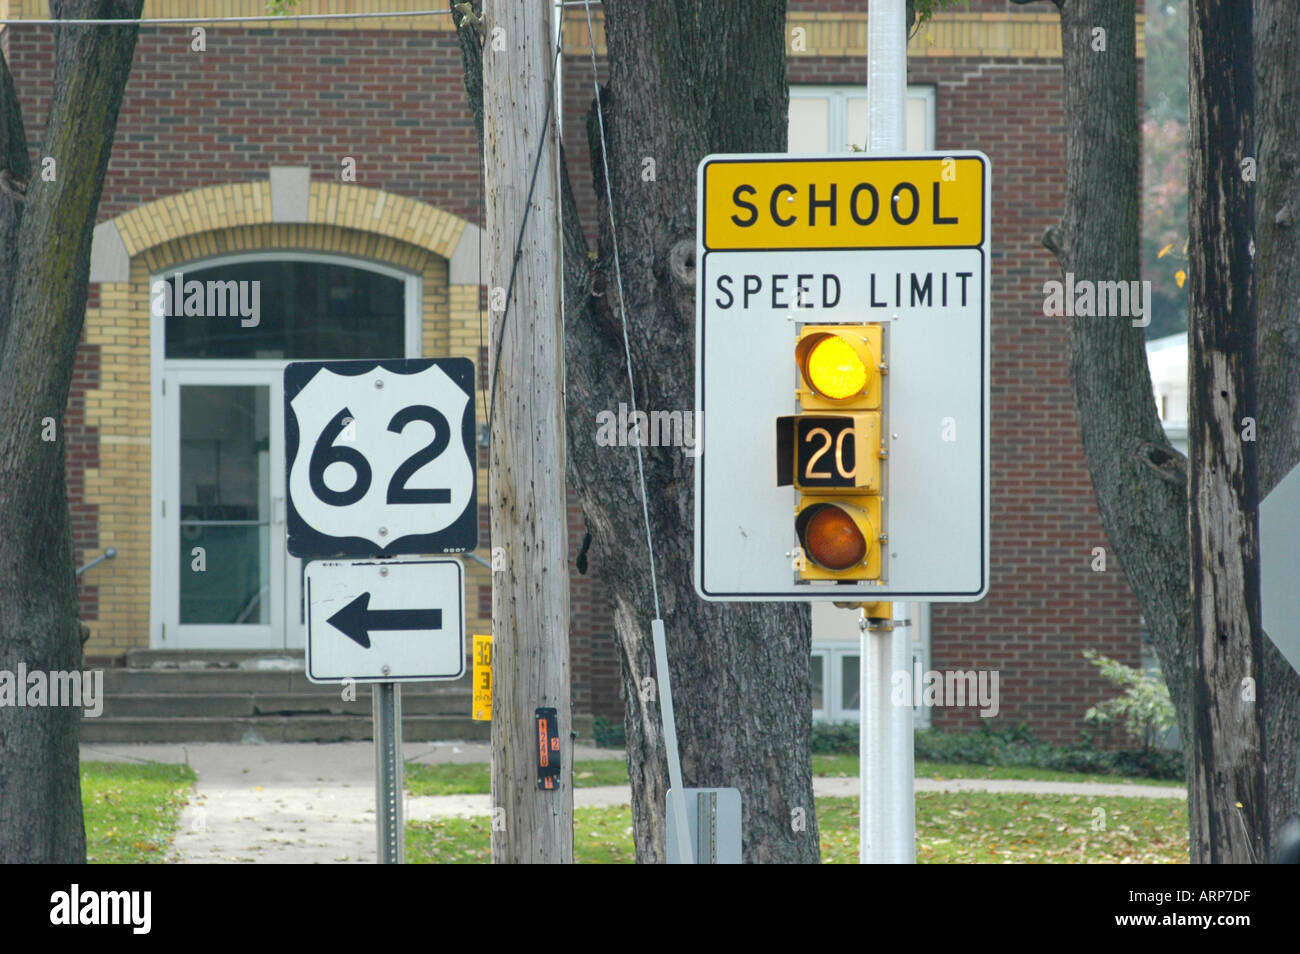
[101,669,471,695]
[80,715,492,744]
[124,648,305,669]
[94,690,473,720]
[99,693,256,719]
[250,692,469,717]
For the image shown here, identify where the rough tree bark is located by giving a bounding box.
[1186,0,1267,864]
[1014,0,1299,861]
[455,0,821,862]
[0,0,143,863]
[1254,0,1300,842]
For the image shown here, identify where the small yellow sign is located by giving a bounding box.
[701,155,985,251]
[472,633,492,721]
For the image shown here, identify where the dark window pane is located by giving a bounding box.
[841,654,860,711]
[180,525,269,624]
[163,260,405,360]
[811,655,824,710]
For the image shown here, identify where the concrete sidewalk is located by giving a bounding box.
[80,741,1187,863]
[408,776,1187,820]
[80,741,612,864]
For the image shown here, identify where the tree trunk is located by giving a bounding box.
[481,0,574,864]
[1186,0,1267,864]
[1253,0,1300,840]
[457,0,820,862]
[1013,0,1201,826]
[0,0,143,863]
[1016,0,1300,861]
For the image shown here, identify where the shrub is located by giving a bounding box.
[811,721,859,754]
[911,722,1183,781]
[592,714,626,750]
[1081,649,1177,751]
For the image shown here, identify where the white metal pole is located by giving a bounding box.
[866,0,907,152]
[861,0,915,865]
[652,619,696,863]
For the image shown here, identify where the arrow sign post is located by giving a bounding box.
[286,357,476,865]
[327,594,443,649]
[304,558,465,865]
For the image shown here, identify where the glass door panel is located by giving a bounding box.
[163,373,285,650]
[178,385,271,625]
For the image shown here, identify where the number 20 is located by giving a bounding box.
[803,426,856,480]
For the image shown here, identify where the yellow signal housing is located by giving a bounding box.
[782,322,888,584]
[783,410,883,495]
[795,324,885,411]
[794,495,883,581]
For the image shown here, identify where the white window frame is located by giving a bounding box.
[810,649,829,721]
[148,251,423,649]
[812,604,932,727]
[789,84,936,153]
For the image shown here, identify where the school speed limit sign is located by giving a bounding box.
[284,358,477,558]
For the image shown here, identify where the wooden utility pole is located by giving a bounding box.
[482,0,573,863]
[1187,0,1268,863]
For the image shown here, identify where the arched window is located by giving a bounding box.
[160,255,413,361]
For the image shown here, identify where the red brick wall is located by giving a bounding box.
[8,26,483,220]
[68,319,102,621]
[926,54,1144,744]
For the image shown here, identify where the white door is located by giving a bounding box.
[158,366,305,650]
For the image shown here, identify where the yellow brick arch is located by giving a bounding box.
[109,180,471,264]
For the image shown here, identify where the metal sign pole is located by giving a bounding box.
[374,681,404,864]
[861,0,916,865]
[652,619,695,863]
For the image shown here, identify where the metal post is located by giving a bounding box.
[696,790,717,864]
[866,0,907,153]
[891,607,916,852]
[652,618,695,863]
[374,681,404,864]
[861,0,915,865]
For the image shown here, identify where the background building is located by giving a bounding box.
[2,0,1144,744]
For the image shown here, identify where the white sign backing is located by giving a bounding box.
[305,558,465,683]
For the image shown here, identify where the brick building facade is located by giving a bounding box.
[3,0,1143,743]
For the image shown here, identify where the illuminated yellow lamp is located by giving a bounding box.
[806,335,869,400]
[794,325,884,410]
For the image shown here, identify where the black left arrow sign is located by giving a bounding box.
[326,592,443,649]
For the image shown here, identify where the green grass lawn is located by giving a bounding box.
[407,792,1188,864]
[405,758,629,796]
[819,754,1179,787]
[78,756,1185,864]
[406,754,1182,796]
[81,760,197,864]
